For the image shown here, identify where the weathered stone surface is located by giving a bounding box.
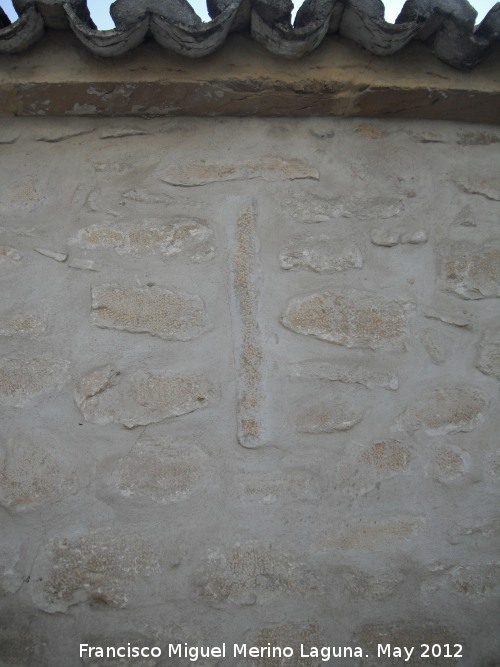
[476,330,500,379]
[31,532,159,613]
[361,440,411,472]
[296,401,363,433]
[234,469,319,504]
[401,229,428,244]
[397,386,489,434]
[441,243,500,299]
[75,365,215,428]
[2,181,44,211]
[0,358,70,407]
[161,156,319,186]
[456,175,500,201]
[34,247,67,262]
[448,564,500,601]
[371,227,427,246]
[411,130,446,143]
[231,205,266,448]
[111,435,208,504]
[0,246,21,264]
[73,219,214,261]
[69,257,99,271]
[289,192,404,223]
[456,132,500,146]
[290,360,398,390]
[354,623,461,666]
[282,291,408,349]
[453,204,476,227]
[424,306,471,328]
[421,329,445,364]
[0,439,81,509]
[195,545,319,603]
[91,285,208,341]
[370,227,401,247]
[334,565,404,601]
[0,313,46,338]
[343,196,405,220]
[433,446,469,482]
[279,235,363,273]
[242,623,322,667]
[120,188,173,205]
[319,518,424,551]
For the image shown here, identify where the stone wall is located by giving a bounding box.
[0,116,499,666]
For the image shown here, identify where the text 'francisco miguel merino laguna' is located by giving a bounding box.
[80,643,367,661]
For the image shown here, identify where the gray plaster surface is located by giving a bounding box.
[0,116,499,666]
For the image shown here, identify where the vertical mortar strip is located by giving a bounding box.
[230,202,266,448]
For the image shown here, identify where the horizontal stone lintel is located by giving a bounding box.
[0,32,499,123]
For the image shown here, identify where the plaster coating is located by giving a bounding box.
[0,115,499,666]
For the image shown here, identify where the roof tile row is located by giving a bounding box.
[0,0,498,69]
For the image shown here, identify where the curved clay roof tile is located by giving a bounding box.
[0,0,498,68]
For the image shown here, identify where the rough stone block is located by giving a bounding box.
[0,246,21,264]
[110,434,208,504]
[424,306,471,328]
[421,329,446,364]
[441,242,500,299]
[456,175,500,201]
[334,565,404,601]
[31,532,159,613]
[161,156,319,186]
[0,439,82,509]
[34,247,67,262]
[282,291,408,349]
[69,257,99,271]
[1,181,44,211]
[75,365,215,428]
[448,564,500,601]
[91,285,209,341]
[74,219,214,262]
[0,313,46,338]
[288,192,404,223]
[231,205,267,448]
[397,386,489,434]
[476,330,500,379]
[195,545,319,603]
[279,235,363,272]
[0,357,70,407]
[319,517,424,551]
[371,227,427,246]
[234,468,319,504]
[433,446,469,482]
[290,359,398,390]
[370,227,401,247]
[361,440,411,471]
[456,132,499,146]
[296,400,363,433]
